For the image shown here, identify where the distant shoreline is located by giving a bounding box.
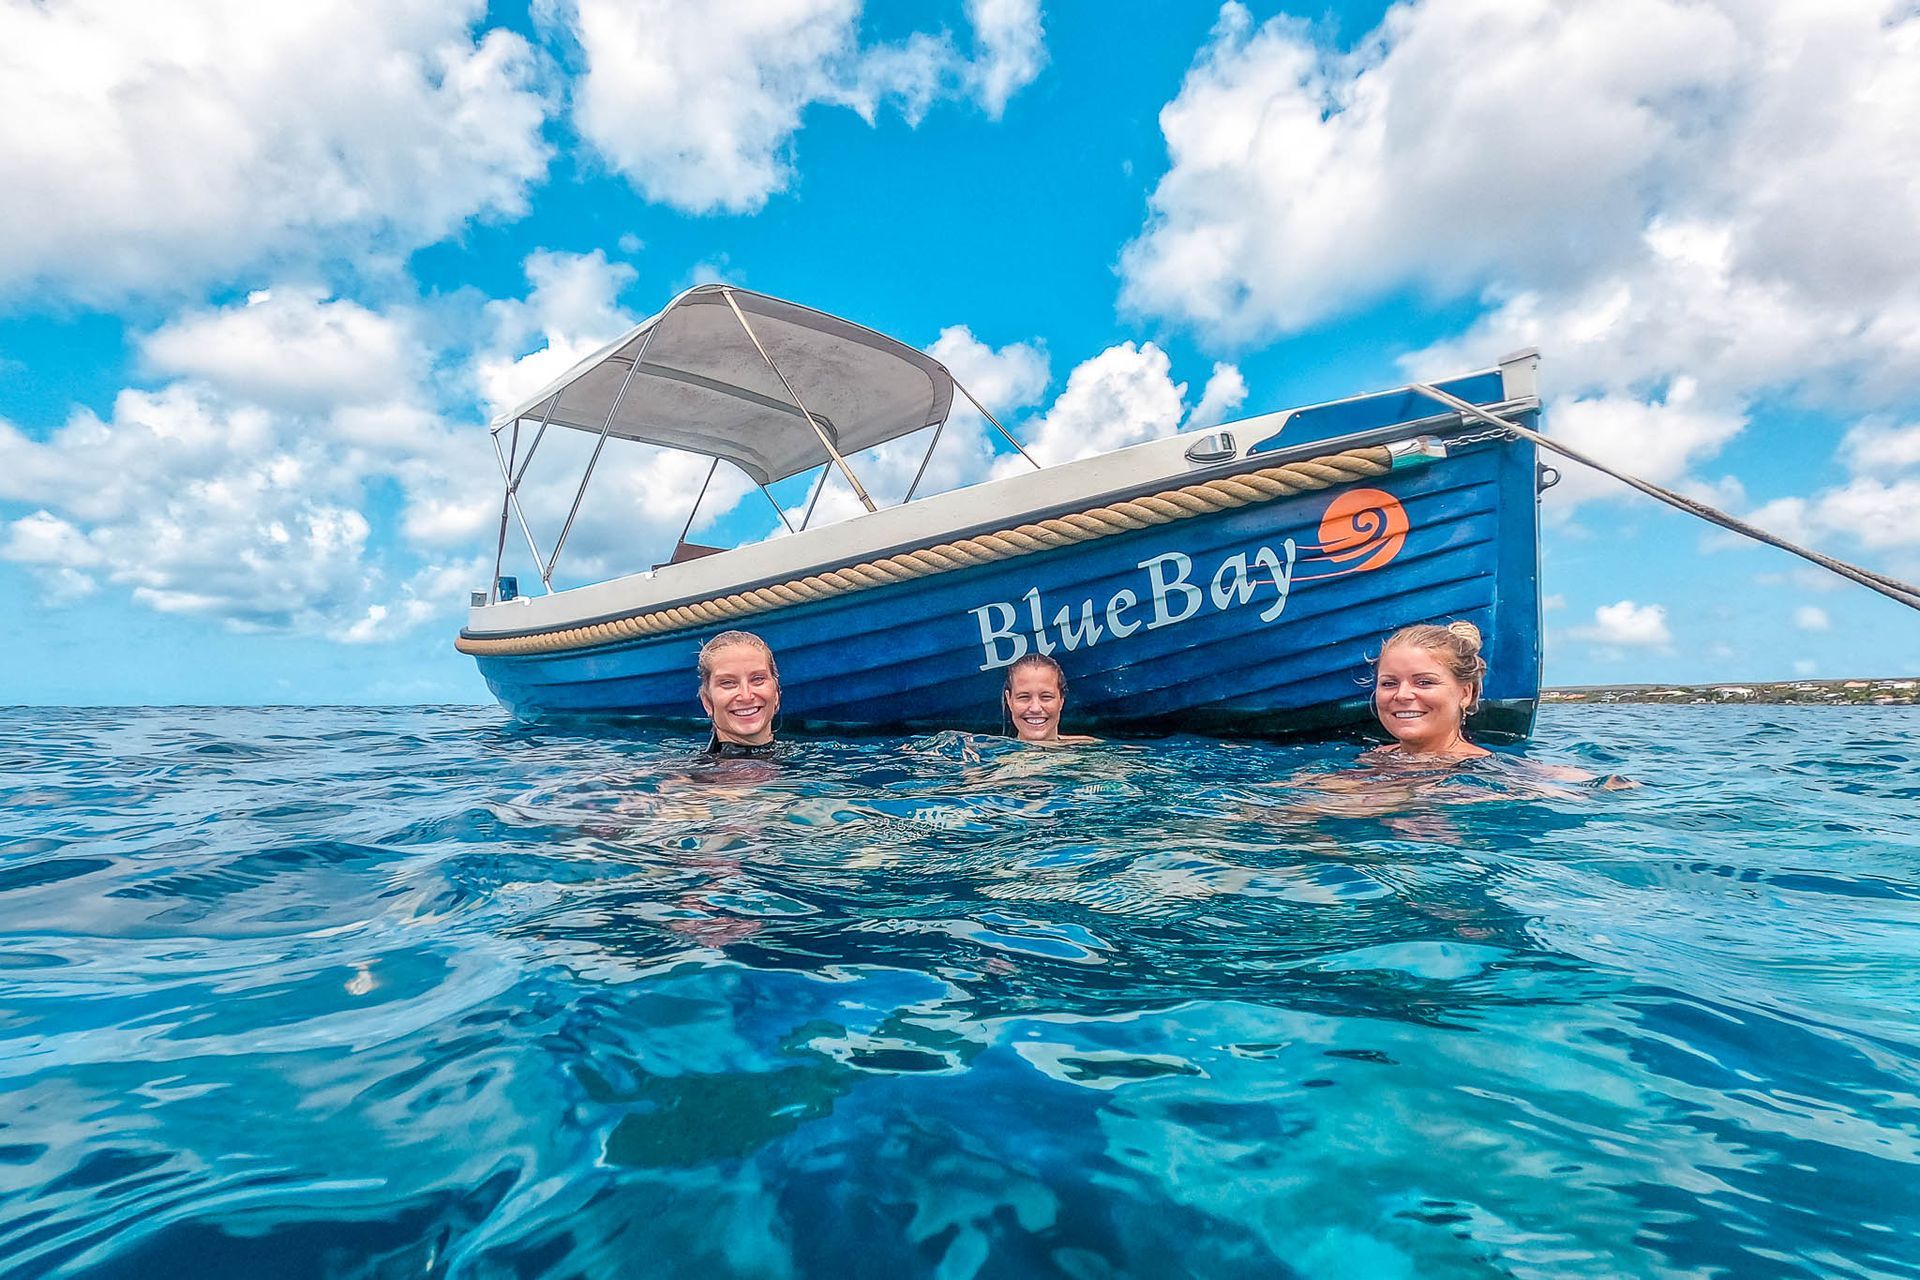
[1544,677,1918,706]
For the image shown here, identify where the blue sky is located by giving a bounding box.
[2,0,1916,706]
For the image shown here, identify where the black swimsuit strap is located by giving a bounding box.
[703,732,777,759]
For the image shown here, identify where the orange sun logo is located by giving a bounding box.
[1314,488,1409,574]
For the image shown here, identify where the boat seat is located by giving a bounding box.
[653,539,726,572]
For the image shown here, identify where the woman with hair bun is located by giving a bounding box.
[1370,620,1491,761]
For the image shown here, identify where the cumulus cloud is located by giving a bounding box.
[933,324,1051,417]
[557,0,1044,213]
[141,288,424,413]
[1121,0,1744,343]
[1123,0,1920,519]
[1843,421,1920,474]
[475,249,639,416]
[967,0,1048,116]
[1012,342,1189,470]
[996,343,1247,477]
[2,511,103,602]
[1736,417,1920,553]
[1188,363,1249,430]
[0,0,550,302]
[0,386,386,632]
[1531,381,1746,508]
[341,558,493,644]
[1570,600,1672,651]
[1793,605,1831,632]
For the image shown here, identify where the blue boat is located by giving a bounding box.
[459,285,1546,740]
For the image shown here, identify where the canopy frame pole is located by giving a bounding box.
[488,418,518,601]
[755,475,797,535]
[799,464,831,530]
[903,419,949,503]
[509,395,559,491]
[491,423,552,595]
[675,457,721,549]
[544,326,662,587]
[722,288,878,514]
[956,382,1038,470]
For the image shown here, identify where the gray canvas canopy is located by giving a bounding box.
[490,284,957,487]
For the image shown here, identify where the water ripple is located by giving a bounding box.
[1,704,1918,1278]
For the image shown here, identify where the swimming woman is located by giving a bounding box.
[1003,653,1098,745]
[1370,620,1491,761]
[698,629,781,757]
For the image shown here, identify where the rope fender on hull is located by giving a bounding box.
[455,444,1398,658]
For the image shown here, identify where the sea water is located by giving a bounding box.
[2,705,1917,1279]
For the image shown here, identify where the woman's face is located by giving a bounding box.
[1373,643,1474,752]
[1005,666,1064,742]
[701,644,780,745]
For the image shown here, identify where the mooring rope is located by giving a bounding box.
[455,444,1397,657]
[1411,383,1920,613]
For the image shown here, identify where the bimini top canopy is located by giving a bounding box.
[490,284,956,487]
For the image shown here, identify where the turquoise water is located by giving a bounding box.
[2,705,1918,1278]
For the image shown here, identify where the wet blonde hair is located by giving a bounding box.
[1002,652,1066,699]
[697,630,779,689]
[1378,620,1486,713]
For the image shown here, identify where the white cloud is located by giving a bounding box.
[1793,605,1831,632]
[3,511,104,569]
[0,0,550,302]
[1010,341,1189,471]
[0,387,385,632]
[1188,363,1249,430]
[1534,382,1746,508]
[558,0,1044,213]
[475,250,639,416]
[1121,0,1745,344]
[1571,600,1672,650]
[1123,0,1920,521]
[3,512,104,602]
[1840,420,1920,474]
[1781,477,1920,550]
[1793,659,1818,676]
[1737,419,1920,552]
[141,288,423,412]
[967,0,1047,116]
[340,558,490,644]
[931,325,1051,418]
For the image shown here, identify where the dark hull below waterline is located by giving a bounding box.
[473,439,1543,741]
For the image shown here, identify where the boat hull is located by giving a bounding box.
[470,437,1542,741]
